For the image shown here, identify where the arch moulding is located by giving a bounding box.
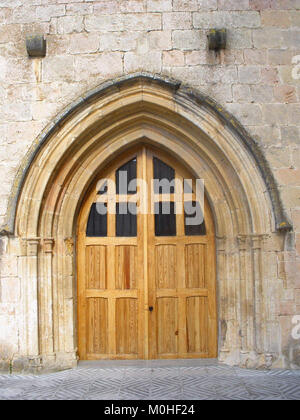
[1,73,292,371]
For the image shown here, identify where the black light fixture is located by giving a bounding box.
[208,29,227,51]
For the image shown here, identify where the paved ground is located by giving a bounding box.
[0,359,299,400]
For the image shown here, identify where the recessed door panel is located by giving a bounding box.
[155,245,176,289]
[157,298,179,355]
[116,298,138,355]
[87,298,108,355]
[115,246,137,290]
[187,297,208,354]
[86,246,107,290]
[185,244,206,289]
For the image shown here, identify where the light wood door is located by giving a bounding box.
[77,146,217,360]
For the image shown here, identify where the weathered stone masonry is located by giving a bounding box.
[0,0,299,372]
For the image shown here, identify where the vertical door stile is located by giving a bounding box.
[107,172,116,356]
[177,174,187,357]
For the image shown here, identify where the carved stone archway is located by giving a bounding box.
[2,74,292,370]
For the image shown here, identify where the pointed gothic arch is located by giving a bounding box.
[1,74,292,370]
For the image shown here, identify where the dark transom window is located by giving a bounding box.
[153,157,175,194]
[86,203,107,237]
[116,158,137,195]
[184,201,206,236]
[154,201,176,237]
[116,202,137,237]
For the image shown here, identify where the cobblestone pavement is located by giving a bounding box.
[0,360,300,400]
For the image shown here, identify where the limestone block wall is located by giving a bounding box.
[0,0,299,371]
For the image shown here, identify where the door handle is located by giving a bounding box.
[149,306,154,312]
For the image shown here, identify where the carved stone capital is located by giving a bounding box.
[251,235,264,250]
[26,238,40,256]
[237,235,251,251]
[216,236,226,252]
[19,239,28,256]
[43,238,54,254]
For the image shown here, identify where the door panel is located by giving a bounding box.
[115,246,137,290]
[155,245,176,289]
[187,297,208,354]
[78,150,144,360]
[87,297,108,355]
[77,146,217,360]
[185,244,206,289]
[116,298,138,355]
[157,298,179,355]
[86,246,107,290]
[147,148,216,359]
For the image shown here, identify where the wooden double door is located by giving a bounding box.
[77,146,217,360]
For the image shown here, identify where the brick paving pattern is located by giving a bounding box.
[0,360,299,400]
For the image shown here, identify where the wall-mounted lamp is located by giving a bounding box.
[26,35,46,58]
[208,29,227,51]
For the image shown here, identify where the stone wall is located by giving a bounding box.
[0,0,299,371]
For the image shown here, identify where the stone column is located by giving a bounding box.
[52,237,77,368]
[63,237,76,354]
[216,236,229,356]
[238,235,254,354]
[25,238,40,357]
[218,236,243,365]
[252,235,264,354]
[39,238,55,359]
